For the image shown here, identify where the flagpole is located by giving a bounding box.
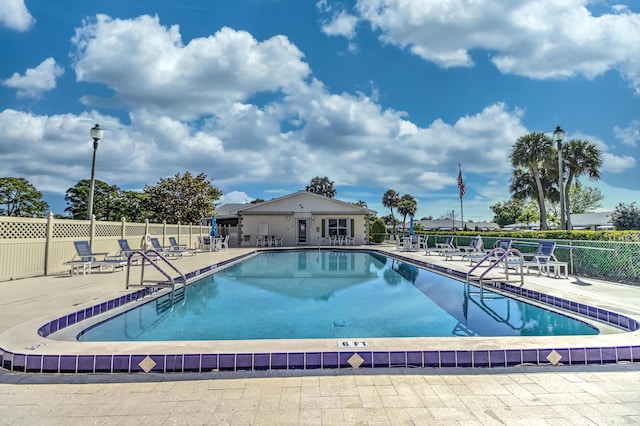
[458,164,465,229]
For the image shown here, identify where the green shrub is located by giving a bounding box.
[370,218,387,243]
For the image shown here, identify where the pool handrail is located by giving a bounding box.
[466,247,524,290]
[125,249,187,307]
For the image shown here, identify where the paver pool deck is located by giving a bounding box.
[1,245,639,424]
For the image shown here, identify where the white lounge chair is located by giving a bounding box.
[444,236,484,260]
[66,241,126,274]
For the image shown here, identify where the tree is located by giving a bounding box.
[511,132,555,230]
[352,200,368,208]
[397,194,417,231]
[111,191,150,222]
[611,202,640,230]
[305,176,336,198]
[0,177,49,217]
[382,189,399,236]
[561,139,603,228]
[568,184,604,214]
[490,199,525,227]
[65,179,120,220]
[370,218,387,243]
[144,172,222,224]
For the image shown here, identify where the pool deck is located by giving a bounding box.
[1,245,640,424]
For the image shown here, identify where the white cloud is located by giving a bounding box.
[614,120,640,147]
[2,58,64,98]
[0,0,34,31]
[219,191,253,204]
[71,15,311,120]
[321,11,359,39]
[354,0,640,92]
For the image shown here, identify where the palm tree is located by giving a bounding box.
[397,194,417,231]
[561,139,603,229]
[382,189,399,237]
[511,132,555,230]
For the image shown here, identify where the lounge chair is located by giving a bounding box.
[66,241,127,274]
[118,239,160,263]
[426,236,455,255]
[508,241,565,277]
[219,235,230,249]
[418,235,429,251]
[468,238,512,264]
[149,237,184,258]
[444,236,484,260]
[168,237,200,255]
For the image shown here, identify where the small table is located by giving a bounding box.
[542,261,569,279]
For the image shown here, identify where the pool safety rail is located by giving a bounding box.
[125,249,186,308]
[466,248,525,291]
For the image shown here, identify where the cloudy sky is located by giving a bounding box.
[1,0,639,221]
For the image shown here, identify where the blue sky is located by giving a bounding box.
[1,0,639,221]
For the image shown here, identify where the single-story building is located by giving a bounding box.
[226,191,376,247]
[416,219,500,231]
[502,212,614,231]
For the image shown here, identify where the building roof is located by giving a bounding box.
[219,191,376,217]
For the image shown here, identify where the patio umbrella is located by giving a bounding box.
[409,216,414,235]
[210,216,216,237]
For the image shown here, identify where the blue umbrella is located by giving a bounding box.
[409,216,414,235]
[210,216,217,237]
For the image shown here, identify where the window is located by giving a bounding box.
[327,218,348,237]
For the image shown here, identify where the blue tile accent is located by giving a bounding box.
[113,355,130,373]
[305,352,322,369]
[218,354,235,371]
[184,354,201,372]
[201,354,218,371]
[389,351,406,367]
[77,355,94,372]
[424,351,439,367]
[373,351,389,368]
[322,352,338,369]
[406,351,423,367]
[271,352,287,369]
[490,350,507,367]
[440,351,456,367]
[60,355,77,373]
[254,353,270,370]
[473,350,489,368]
[26,354,42,372]
[288,352,304,370]
[569,348,586,365]
[456,350,473,367]
[236,353,253,370]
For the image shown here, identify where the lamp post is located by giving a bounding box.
[87,124,104,220]
[553,125,566,230]
[451,210,455,230]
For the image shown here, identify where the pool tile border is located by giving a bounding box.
[1,248,639,374]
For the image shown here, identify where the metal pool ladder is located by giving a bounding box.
[466,247,524,293]
[125,249,187,308]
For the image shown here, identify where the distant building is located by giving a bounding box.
[416,219,500,232]
[502,212,614,231]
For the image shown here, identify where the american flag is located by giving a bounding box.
[458,165,466,199]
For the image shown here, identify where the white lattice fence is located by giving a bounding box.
[0,215,209,281]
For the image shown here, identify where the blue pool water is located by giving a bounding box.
[78,251,598,341]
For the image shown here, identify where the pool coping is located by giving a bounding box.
[2,248,640,374]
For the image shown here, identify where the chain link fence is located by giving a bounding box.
[379,233,640,284]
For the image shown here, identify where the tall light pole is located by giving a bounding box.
[553,125,566,230]
[87,124,104,220]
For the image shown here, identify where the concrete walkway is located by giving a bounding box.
[1,246,640,425]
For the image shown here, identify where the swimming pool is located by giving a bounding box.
[77,251,597,342]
